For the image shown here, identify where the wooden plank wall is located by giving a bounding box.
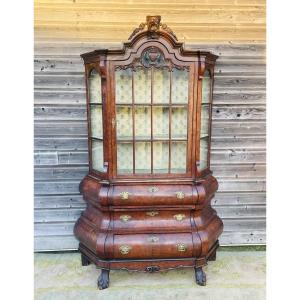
[34,0,266,251]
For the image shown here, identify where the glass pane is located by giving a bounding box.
[115,69,132,104]
[153,106,169,139]
[135,142,151,173]
[116,106,132,140]
[199,137,209,170]
[202,70,211,104]
[89,70,102,104]
[90,104,103,139]
[171,106,187,139]
[117,142,133,174]
[153,69,170,103]
[171,141,187,173]
[171,68,189,104]
[153,141,169,173]
[134,106,151,140]
[92,140,104,172]
[200,104,210,138]
[134,68,151,104]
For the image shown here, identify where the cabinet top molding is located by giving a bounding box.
[80,15,218,68]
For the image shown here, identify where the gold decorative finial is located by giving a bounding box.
[128,16,177,41]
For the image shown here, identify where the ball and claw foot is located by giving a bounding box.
[195,267,206,286]
[81,254,90,266]
[97,269,110,290]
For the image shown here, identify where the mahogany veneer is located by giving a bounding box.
[74,15,223,289]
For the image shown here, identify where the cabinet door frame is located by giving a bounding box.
[108,41,196,180]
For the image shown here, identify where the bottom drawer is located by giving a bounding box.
[113,233,194,259]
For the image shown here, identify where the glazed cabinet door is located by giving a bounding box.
[112,53,194,178]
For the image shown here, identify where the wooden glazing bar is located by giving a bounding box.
[132,69,136,174]
[150,67,154,174]
[117,138,187,143]
[168,70,172,173]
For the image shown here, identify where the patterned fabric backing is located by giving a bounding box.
[115,67,189,174]
[172,69,189,103]
[134,69,151,103]
[115,69,132,103]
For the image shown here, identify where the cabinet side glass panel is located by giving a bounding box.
[89,69,104,172]
[199,70,211,171]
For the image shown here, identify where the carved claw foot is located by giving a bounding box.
[97,269,110,290]
[81,253,90,266]
[195,267,206,286]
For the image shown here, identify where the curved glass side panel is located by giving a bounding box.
[88,69,104,172]
[199,70,211,171]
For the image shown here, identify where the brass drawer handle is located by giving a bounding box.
[147,236,159,243]
[175,191,185,199]
[173,214,185,221]
[148,186,159,193]
[119,215,131,222]
[119,245,132,255]
[177,243,187,252]
[119,191,130,200]
[146,211,159,217]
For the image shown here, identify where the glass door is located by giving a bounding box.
[114,66,190,176]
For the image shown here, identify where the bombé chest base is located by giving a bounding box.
[74,174,223,288]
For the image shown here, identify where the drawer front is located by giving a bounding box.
[113,210,191,232]
[111,185,197,206]
[113,233,194,259]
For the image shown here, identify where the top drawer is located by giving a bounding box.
[110,184,197,206]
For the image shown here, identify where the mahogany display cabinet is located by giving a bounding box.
[74,16,223,289]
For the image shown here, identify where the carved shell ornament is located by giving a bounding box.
[128,15,178,41]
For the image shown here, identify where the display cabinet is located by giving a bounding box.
[74,16,223,289]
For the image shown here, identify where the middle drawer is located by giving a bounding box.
[113,210,191,233]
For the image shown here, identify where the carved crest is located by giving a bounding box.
[141,47,165,68]
[115,46,189,71]
[128,15,178,41]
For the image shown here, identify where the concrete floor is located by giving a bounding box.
[34,250,265,300]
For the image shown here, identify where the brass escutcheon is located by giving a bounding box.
[147,236,159,243]
[148,186,159,193]
[146,211,159,217]
[119,191,130,200]
[177,243,187,252]
[119,215,131,222]
[119,245,132,255]
[175,191,185,199]
[173,214,186,221]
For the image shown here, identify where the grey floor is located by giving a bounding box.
[34,250,265,300]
